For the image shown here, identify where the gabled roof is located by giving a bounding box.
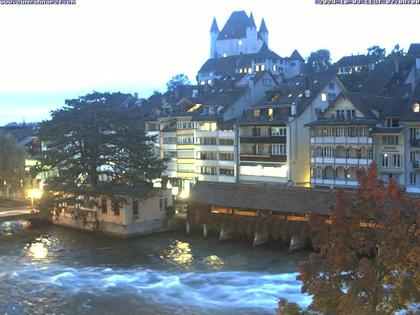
[407,43,420,57]
[0,126,36,143]
[210,17,219,33]
[254,71,341,116]
[217,11,257,40]
[289,49,304,62]
[199,43,282,76]
[258,18,268,33]
[336,54,375,67]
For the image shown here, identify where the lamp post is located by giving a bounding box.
[28,188,42,208]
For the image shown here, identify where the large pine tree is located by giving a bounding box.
[37,92,165,206]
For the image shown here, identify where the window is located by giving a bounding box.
[321,92,327,102]
[219,139,234,146]
[164,198,168,209]
[410,128,418,140]
[272,144,286,155]
[413,102,420,113]
[329,82,335,89]
[271,127,286,136]
[219,152,234,161]
[336,110,345,119]
[163,137,176,144]
[132,200,139,217]
[159,198,164,211]
[382,136,399,145]
[200,166,217,175]
[410,173,417,185]
[382,153,389,167]
[199,137,217,145]
[410,151,416,162]
[392,154,401,168]
[252,127,261,136]
[178,136,194,144]
[111,200,120,216]
[219,168,234,176]
[253,109,260,117]
[198,151,217,160]
[101,198,107,213]
[385,117,400,128]
[290,62,296,67]
[328,93,336,102]
[263,79,272,86]
[272,65,277,72]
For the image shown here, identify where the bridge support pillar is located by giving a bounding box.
[219,227,232,241]
[253,224,268,246]
[203,223,208,238]
[289,234,306,252]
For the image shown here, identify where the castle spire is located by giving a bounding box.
[248,12,256,28]
[210,17,219,33]
[259,18,268,33]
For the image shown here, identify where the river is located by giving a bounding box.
[0,222,311,315]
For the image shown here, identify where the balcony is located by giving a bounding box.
[311,136,373,145]
[413,161,420,170]
[311,178,358,187]
[240,136,286,144]
[311,157,373,166]
[240,154,287,162]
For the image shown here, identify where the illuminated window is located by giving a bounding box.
[413,102,420,113]
[272,65,277,72]
[238,40,243,46]
[268,108,273,119]
[223,53,227,58]
[321,92,327,101]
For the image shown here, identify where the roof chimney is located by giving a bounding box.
[304,75,310,97]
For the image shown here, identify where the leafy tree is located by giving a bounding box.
[306,49,332,73]
[0,131,26,194]
[367,45,386,63]
[37,91,165,206]
[166,74,191,92]
[299,163,419,315]
[386,44,406,62]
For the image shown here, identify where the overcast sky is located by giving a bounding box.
[0,0,419,125]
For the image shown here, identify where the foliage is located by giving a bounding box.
[0,131,26,193]
[386,44,406,62]
[299,163,420,315]
[306,49,332,73]
[37,91,165,206]
[276,298,305,315]
[166,74,191,92]
[367,45,386,63]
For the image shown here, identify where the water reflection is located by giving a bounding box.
[161,240,193,266]
[204,255,224,267]
[25,237,50,261]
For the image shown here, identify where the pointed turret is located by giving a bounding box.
[258,18,268,46]
[248,12,256,28]
[210,17,219,33]
[259,18,268,33]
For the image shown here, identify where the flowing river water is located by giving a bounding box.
[0,222,311,315]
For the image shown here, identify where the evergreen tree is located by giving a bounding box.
[0,132,26,194]
[37,92,165,206]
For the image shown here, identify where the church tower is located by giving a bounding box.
[210,17,219,59]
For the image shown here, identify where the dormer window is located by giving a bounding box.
[386,117,400,128]
[413,102,420,113]
[321,93,327,102]
[238,40,243,46]
[253,109,260,117]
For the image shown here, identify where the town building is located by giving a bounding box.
[335,54,377,75]
[52,189,173,237]
[238,72,345,186]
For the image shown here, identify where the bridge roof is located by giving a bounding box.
[189,182,336,215]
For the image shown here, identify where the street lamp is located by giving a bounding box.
[28,188,42,208]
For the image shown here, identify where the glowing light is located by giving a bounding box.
[162,241,192,265]
[179,189,189,199]
[27,242,48,260]
[28,188,42,200]
[321,92,327,102]
[204,255,224,267]
[240,164,288,178]
[413,102,420,113]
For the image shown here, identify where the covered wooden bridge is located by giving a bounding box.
[187,182,337,250]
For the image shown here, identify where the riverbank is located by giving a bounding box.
[0,223,311,314]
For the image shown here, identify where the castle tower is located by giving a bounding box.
[210,17,219,59]
[258,18,268,46]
